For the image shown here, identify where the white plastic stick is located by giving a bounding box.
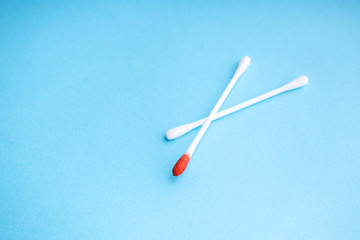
[167,75,309,140]
[185,56,251,156]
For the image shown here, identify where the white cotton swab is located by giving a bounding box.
[166,75,309,141]
[172,56,251,176]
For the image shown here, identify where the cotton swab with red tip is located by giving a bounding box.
[172,56,251,176]
[166,75,309,140]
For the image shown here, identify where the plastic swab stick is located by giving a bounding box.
[166,75,309,140]
[172,56,251,176]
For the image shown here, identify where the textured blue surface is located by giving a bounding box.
[1,1,360,239]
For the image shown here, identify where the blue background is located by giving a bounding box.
[1,1,359,239]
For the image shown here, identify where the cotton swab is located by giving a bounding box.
[166,75,309,140]
[172,56,251,176]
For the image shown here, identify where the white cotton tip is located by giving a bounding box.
[234,56,251,77]
[283,75,309,91]
[166,122,197,140]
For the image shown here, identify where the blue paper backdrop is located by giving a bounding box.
[1,1,359,239]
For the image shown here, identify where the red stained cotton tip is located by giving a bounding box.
[172,154,190,176]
